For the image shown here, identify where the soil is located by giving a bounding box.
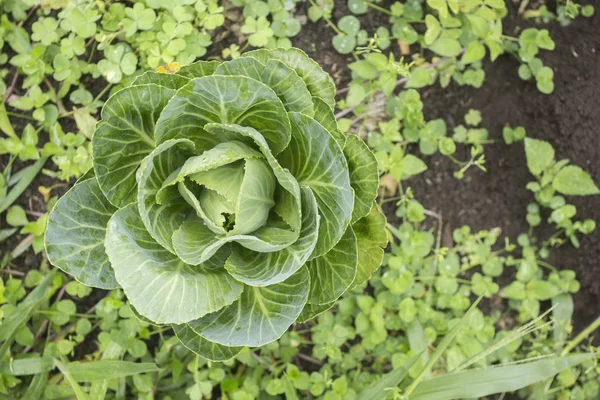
[1,0,598,343]
[289,3,600,340]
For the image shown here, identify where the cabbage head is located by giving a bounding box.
[45,48,386,360]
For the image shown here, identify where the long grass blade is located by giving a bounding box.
[410,354,592,400]
[403,295,483,397]
[357,353,421,400]
[0,157,48,213]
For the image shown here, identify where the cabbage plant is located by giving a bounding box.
[45,49,385,359]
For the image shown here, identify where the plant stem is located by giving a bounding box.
[324,18,344,36]
[93,82,113,103]
[561,315,600,356]
[366,2,392,15]
[2,72,19,104]
[536,259,558,271]
[6,111,37,122]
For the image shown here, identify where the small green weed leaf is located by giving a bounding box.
[240,16,273,47]
[332,34,356,54]
[552,293,573,346]
[466,14,489,38]
[518,64,532,80]
[524,138,554,176]
[552,165,600,195]
[462,41,486,64]
[338,15,360,35]
[348,0,368,14]
[424,15,442,45]
[407,67,433,88]
[97,44,138,83]
[535,29,555,50]
[6,205,28,227]
[429,38,462,57]
[535,66,554,94]
[527,281,560,300]
[399,154,428,180]
[0,103,17,138]
[349,60,379,80]
[31,17,59,46]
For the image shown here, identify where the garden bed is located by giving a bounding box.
[292,3,600,338]
[0,0,599,398]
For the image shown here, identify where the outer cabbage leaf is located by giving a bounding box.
[174,324,242,361]
[187,266,309,347]
[93,84,174,207]
[216,57,315,116]
[45,177,118,289]
[245,48,336,108]
[132,71,190,89]
[351,206,388,288]
[177,60,220,78]
[306,226,357,305]
[344,134,380,223]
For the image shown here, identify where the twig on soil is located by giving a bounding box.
[25,210,45,218]
[251,352,273,368]
[11,234,34,259]
[297,352,322,366]
[44,78,68,115]
[334,48,466,119]
[2,73,19,104]
[1,269,26,277]
[17,5,39,28]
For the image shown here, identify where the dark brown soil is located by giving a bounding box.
[413,11,600,339]
[293,4,600,339]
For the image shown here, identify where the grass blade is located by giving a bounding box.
[283,376,299,400]
[552,293,573,347]
[66,360,160,382]
[0,273,54,358]
[0,356,54,375]
[561,315,600,356]
[407,319,430,378]
[89,341,124,400]
[0,228,17,242]
[410,353,592,400]
[455,306,555,372]
[55,359,91,400]
[357,353,421,400]
[403,295,483,397]
[21,371,48,400]
[0,157,47,213]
